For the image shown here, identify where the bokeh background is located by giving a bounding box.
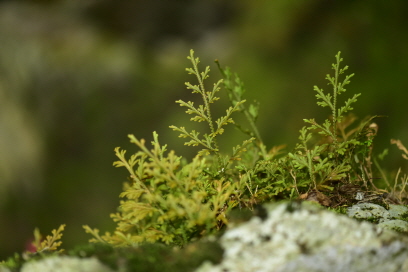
[1,0,408,258]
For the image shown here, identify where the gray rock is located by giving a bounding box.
[196,201,408,272]
[20,256,113,272]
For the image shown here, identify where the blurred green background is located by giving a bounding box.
[1,0,408,258]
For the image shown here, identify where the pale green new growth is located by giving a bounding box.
[31,224,66,253]
[83,50,261,248]
[84,131,237,247]
[83,225,107,244]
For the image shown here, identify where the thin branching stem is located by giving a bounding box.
[190,52,219,149]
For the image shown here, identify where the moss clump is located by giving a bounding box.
[68,240,223,272]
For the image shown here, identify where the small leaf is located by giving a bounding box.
[248,102,259,120]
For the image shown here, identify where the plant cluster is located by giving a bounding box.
[2,50,408,271]
[82,50,407,249]
[84,50,257,247]
[287,53,377,193]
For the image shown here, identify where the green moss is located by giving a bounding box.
[67,240,223,272]
[327,206,348,215]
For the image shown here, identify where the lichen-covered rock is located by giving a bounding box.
[347,203,408,232]
[20,256,113,272]
[388,204,408,219]
[196,201,408,272]
[347,203,390,220]
[0,266,11,272]
[378,219,408,232]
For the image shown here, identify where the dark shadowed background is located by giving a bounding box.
[1,0,408,258]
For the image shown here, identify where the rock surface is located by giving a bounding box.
[20,256,113,272]
[196,201,408,272]
[347,203,408,232]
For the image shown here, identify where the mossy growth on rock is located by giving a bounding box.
[67,239,223,272]
[197,201,408,272]
[3,50,408,271]
[82,50,408,250]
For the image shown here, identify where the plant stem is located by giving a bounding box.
[332,53,340,146]
[189,50,222,165]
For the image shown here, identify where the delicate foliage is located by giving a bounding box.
[287,52,375,190]
[85,131,239,247]
[83,50,407,253]
[215,60,268,159]
[3,49,408,270]
[84,50,271,247]
[170,49,252,168]
[306,52,361,148]
[31,224,66,253]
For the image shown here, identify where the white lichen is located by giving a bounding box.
[378,220,408,233]
[347,203,390,220]
[20,256,113,272]
[388,204,408,219]
[196,201,408,272]
[347,203,408,232]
